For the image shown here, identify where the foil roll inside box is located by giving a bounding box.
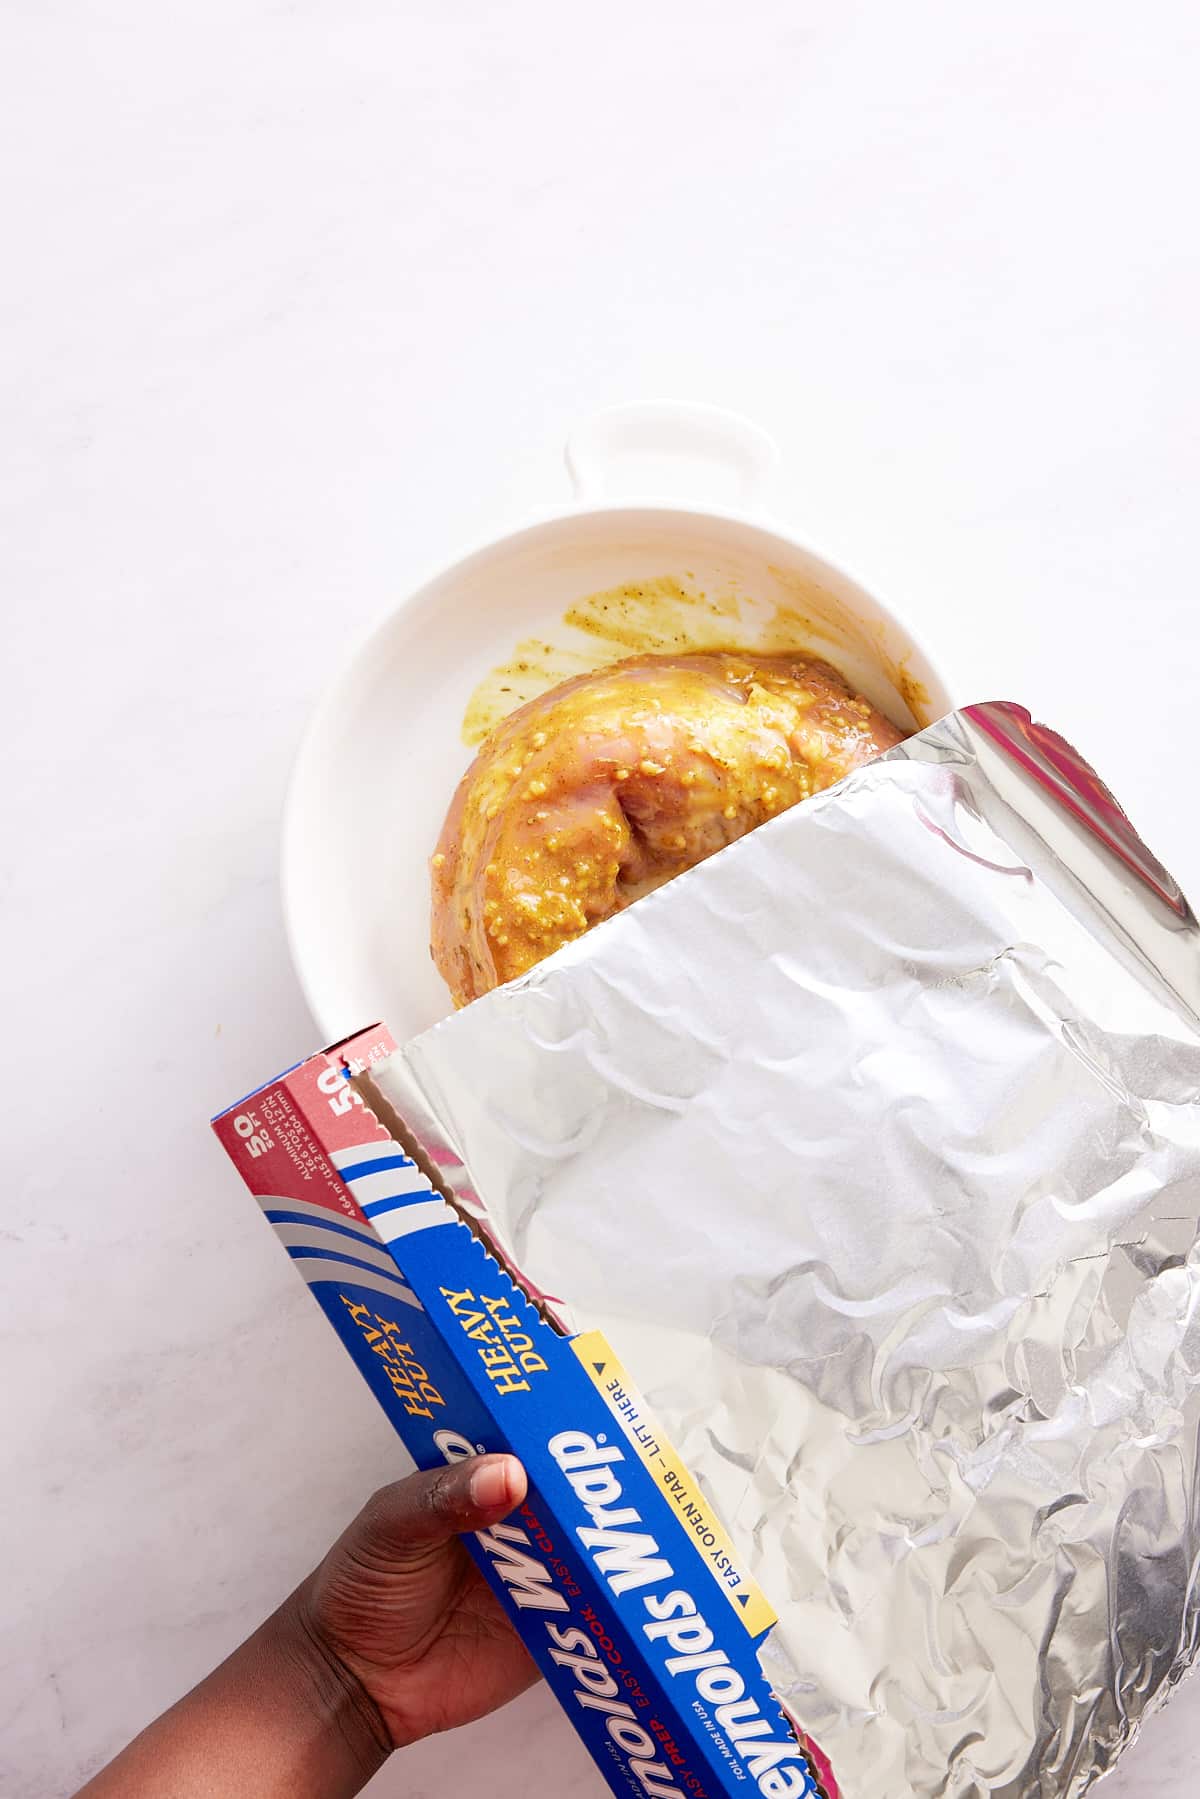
[370,702,1200,1798]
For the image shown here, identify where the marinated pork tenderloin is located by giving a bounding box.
[431,649,904,1005]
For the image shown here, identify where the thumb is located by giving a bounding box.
[353,1454,528,1561]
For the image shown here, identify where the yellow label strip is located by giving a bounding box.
[571,1328,777,1638]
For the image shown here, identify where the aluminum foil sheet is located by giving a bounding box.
[377,703,1200,1797]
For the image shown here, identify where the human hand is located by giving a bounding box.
[77,1453,536,1799]
[285,1453,538,1756]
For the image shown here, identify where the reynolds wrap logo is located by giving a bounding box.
[435,1427,689,1797]
[549,1430,821,1799]
[434,1419,819,1798]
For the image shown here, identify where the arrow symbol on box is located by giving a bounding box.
[737,1593,749,1608]
[593,1362,607,1375]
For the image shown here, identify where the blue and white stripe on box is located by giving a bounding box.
[328,1140,456,1244]
[260,1192,424,1309]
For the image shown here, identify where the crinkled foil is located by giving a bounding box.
[378,703,1200,1797]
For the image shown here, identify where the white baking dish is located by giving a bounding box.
[282,403,955,1042]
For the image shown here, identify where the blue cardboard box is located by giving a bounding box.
[213,1023,829,1799]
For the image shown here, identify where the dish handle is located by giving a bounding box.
[564,401,779,511]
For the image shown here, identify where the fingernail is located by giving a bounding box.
[470,1456,514,1512]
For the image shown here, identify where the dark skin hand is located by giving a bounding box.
[78,1454,537,1797]
[300,1452,535,1749]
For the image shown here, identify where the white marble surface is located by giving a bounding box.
[4,3,1200,1794]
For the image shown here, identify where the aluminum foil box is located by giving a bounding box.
[371,704,1200,1798]
[213,1026,830,1799]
